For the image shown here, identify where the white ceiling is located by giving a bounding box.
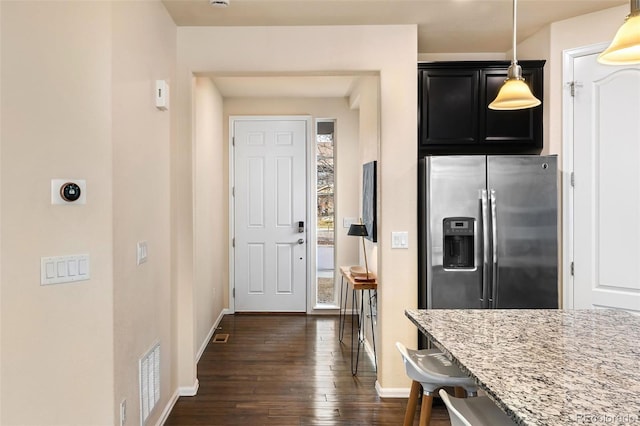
[163,0,627,97]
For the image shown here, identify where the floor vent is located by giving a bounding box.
[212,333,229,343]
[139,342,160,425]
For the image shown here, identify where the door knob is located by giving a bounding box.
[297,238,304,245]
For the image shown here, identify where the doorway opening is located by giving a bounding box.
[316,120,336,306]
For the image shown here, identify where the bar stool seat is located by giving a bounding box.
[438,389,517,426]
[396,342,477,426]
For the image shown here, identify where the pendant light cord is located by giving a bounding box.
[512,0,518,65]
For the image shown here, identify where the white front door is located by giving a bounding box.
[233,118,308,312]
[569,48,640,312]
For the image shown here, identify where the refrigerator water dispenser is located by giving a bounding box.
[443,217,474,269]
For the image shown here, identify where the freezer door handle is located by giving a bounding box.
[490,189,499,308]
[480,189,490,307]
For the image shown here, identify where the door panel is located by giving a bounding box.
[487,156,558,308]
[573,54,640,312]
[426,156,485,309]
[234,118,307,312]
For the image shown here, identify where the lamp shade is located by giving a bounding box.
[348,224,368,237]
[488,0,541,111]
[488,77,541,110]
[598,12,640,65]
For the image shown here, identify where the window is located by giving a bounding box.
[316,120,335,305]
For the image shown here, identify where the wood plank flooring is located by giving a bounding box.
[165,314,451,425]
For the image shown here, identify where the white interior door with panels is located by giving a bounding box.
[232,117,309,312]
[564,44,640,312]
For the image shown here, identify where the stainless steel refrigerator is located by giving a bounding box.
[421,155,558,309]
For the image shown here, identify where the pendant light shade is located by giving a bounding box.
[489,63,541,110]
[489,0,541,111]
[598,0,640,65]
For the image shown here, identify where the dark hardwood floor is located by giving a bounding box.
[165,314,450,425]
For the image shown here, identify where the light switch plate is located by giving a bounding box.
[391,232,409,249]
[137,241,148,265]
[155,80,169,110]
[343,217,358,228]
[41,254,90,285]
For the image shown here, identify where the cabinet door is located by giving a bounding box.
[420,69,479,146]
[480,67,543,149]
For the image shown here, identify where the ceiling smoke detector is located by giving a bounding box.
[209,0,229,7]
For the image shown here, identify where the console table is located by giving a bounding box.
[339,266,377,375]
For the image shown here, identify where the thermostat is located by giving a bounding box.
[51,179,86,205]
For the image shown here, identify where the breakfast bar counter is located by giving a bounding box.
[405,309,640,425]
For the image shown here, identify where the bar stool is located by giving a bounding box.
[438,389,517,426]
[396,342,477,426]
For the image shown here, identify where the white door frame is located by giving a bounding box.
[228,115,315,313]
[561,42,609,309]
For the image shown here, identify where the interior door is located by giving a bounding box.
[572,52,640,312]
[233,118,308,312]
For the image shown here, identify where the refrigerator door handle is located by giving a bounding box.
[490,189,498,308]
[481,189,490,307]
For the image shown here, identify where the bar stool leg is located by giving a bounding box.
[403,380,421,426]
[418,392,433,426]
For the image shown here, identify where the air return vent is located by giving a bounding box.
[139,342,160,425]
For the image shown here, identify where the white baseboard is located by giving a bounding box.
[179,379,200,397]
[375,381,410,398]
[196,309,232,362]
[158,309,234,425]
[156,388,180,426]
[157,380,199,425]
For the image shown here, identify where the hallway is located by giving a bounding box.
[165,314,450,425]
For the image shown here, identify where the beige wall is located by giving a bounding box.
[1,1,177,424]
[348,75,381,355]
[112,2,176,426]
[0,1,4,419]
[224,96,361,304]
[1,2,114,424]
[176,25,417,391]
[418,52,508,61]
[194,77,226,355]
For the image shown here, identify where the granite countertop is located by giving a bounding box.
[405,309,640,426]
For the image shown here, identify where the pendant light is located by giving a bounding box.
[489,0,541,110]
[598,0,640,65]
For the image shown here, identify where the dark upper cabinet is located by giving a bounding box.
[418,61,544,155]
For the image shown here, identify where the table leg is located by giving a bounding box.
[368,289,377,372]
[351,288,361,375]
[338,275,346,342]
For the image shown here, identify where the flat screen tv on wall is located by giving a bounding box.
[362,161,377,242]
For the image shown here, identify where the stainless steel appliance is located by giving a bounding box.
[422,155,558,309]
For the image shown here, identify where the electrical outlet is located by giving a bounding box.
[120,399,127,426]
